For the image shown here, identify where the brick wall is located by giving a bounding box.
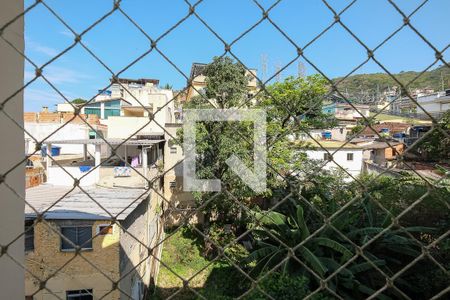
[24,112,37,122]
[25,220,121,299]
[24,112,100,125]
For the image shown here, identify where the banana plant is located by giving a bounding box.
[245,205,352,278]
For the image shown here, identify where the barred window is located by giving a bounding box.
[24,220,34,252]
[347,153,354,161]
[66,289,93,300]
[61,226,92,251]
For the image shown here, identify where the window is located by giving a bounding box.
[169,181,176,188]
[66,289,93,300]
[61,226,92,251]
[25,220,34,251]
[347,153,354,161]
[170,147,177,154]
[323,153,332,161]
[97,224,113,235]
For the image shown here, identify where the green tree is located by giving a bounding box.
[204,56,249,108]
[181,58,331,228]
[71,98,87,104]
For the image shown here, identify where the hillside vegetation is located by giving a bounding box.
[333,65,450,97]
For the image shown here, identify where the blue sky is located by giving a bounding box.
[19,0,450,111]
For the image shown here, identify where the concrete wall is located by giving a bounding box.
[119,185,164,299]
[107,117,164,139]
[25,122,96,155]
[305,148,364,179]
[0,1,25,298]
[47,166,99,187]
[25,220,121,299]
[163,125,200,226]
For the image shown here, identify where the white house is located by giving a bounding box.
[416,90,450,117]
[81,78,175,135]
[303,140,364,180]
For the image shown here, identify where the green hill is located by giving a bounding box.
[333,65,450,101]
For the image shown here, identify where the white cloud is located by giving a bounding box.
[24,65,93,85]
[42,65,93,85]
[60,30,74,39]
[24,87,74,105]
[26,40,59,57]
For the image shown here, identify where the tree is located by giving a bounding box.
[71,98,87,104]
[204,56,248,108]
[162,83,173,90]
[258,75,337,144]
[181,57,256,227]
[181,58,331,228]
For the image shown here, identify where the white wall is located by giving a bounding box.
[107,117,164,139]
[25,123,95,155]
[47,166,99,187]
[305,148,363,179]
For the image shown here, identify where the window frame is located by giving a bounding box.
[347,153,354,161]
[170,147,177,154]
[66,289,93,300]
[60,226,93,252]
[96,224,114,235]
[25,219,34,252]
[323,153,332,161]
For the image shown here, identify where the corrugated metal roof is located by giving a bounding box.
[25,184,150,220]
[44,138,165,145]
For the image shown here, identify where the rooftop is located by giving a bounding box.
[304,139,363,149]
[111,77,159,86]
[362,141,404,150]
[44,138,165,145]
[25,184,150,220]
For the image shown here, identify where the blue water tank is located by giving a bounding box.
[322,131,332,139]
[41,146,61,157]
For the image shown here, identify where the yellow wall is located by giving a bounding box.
[25,220,121,299]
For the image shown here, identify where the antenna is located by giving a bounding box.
[275,60,282,82]
[297,60,305,78]
[261,54,268,82]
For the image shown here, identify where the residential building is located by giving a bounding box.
[25,184,163,300]
[185,63,258,102]
[42,138,163,187]
[81,78,175,132]
[302,140,365,179]
[362,141,405,166]
[24,108,107,156]
[357,122,411,138]
[293,127,348,142]
[322,102,370,122]
[416,89,450,118]
[161,124,200,226]
[390,88,436,115]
